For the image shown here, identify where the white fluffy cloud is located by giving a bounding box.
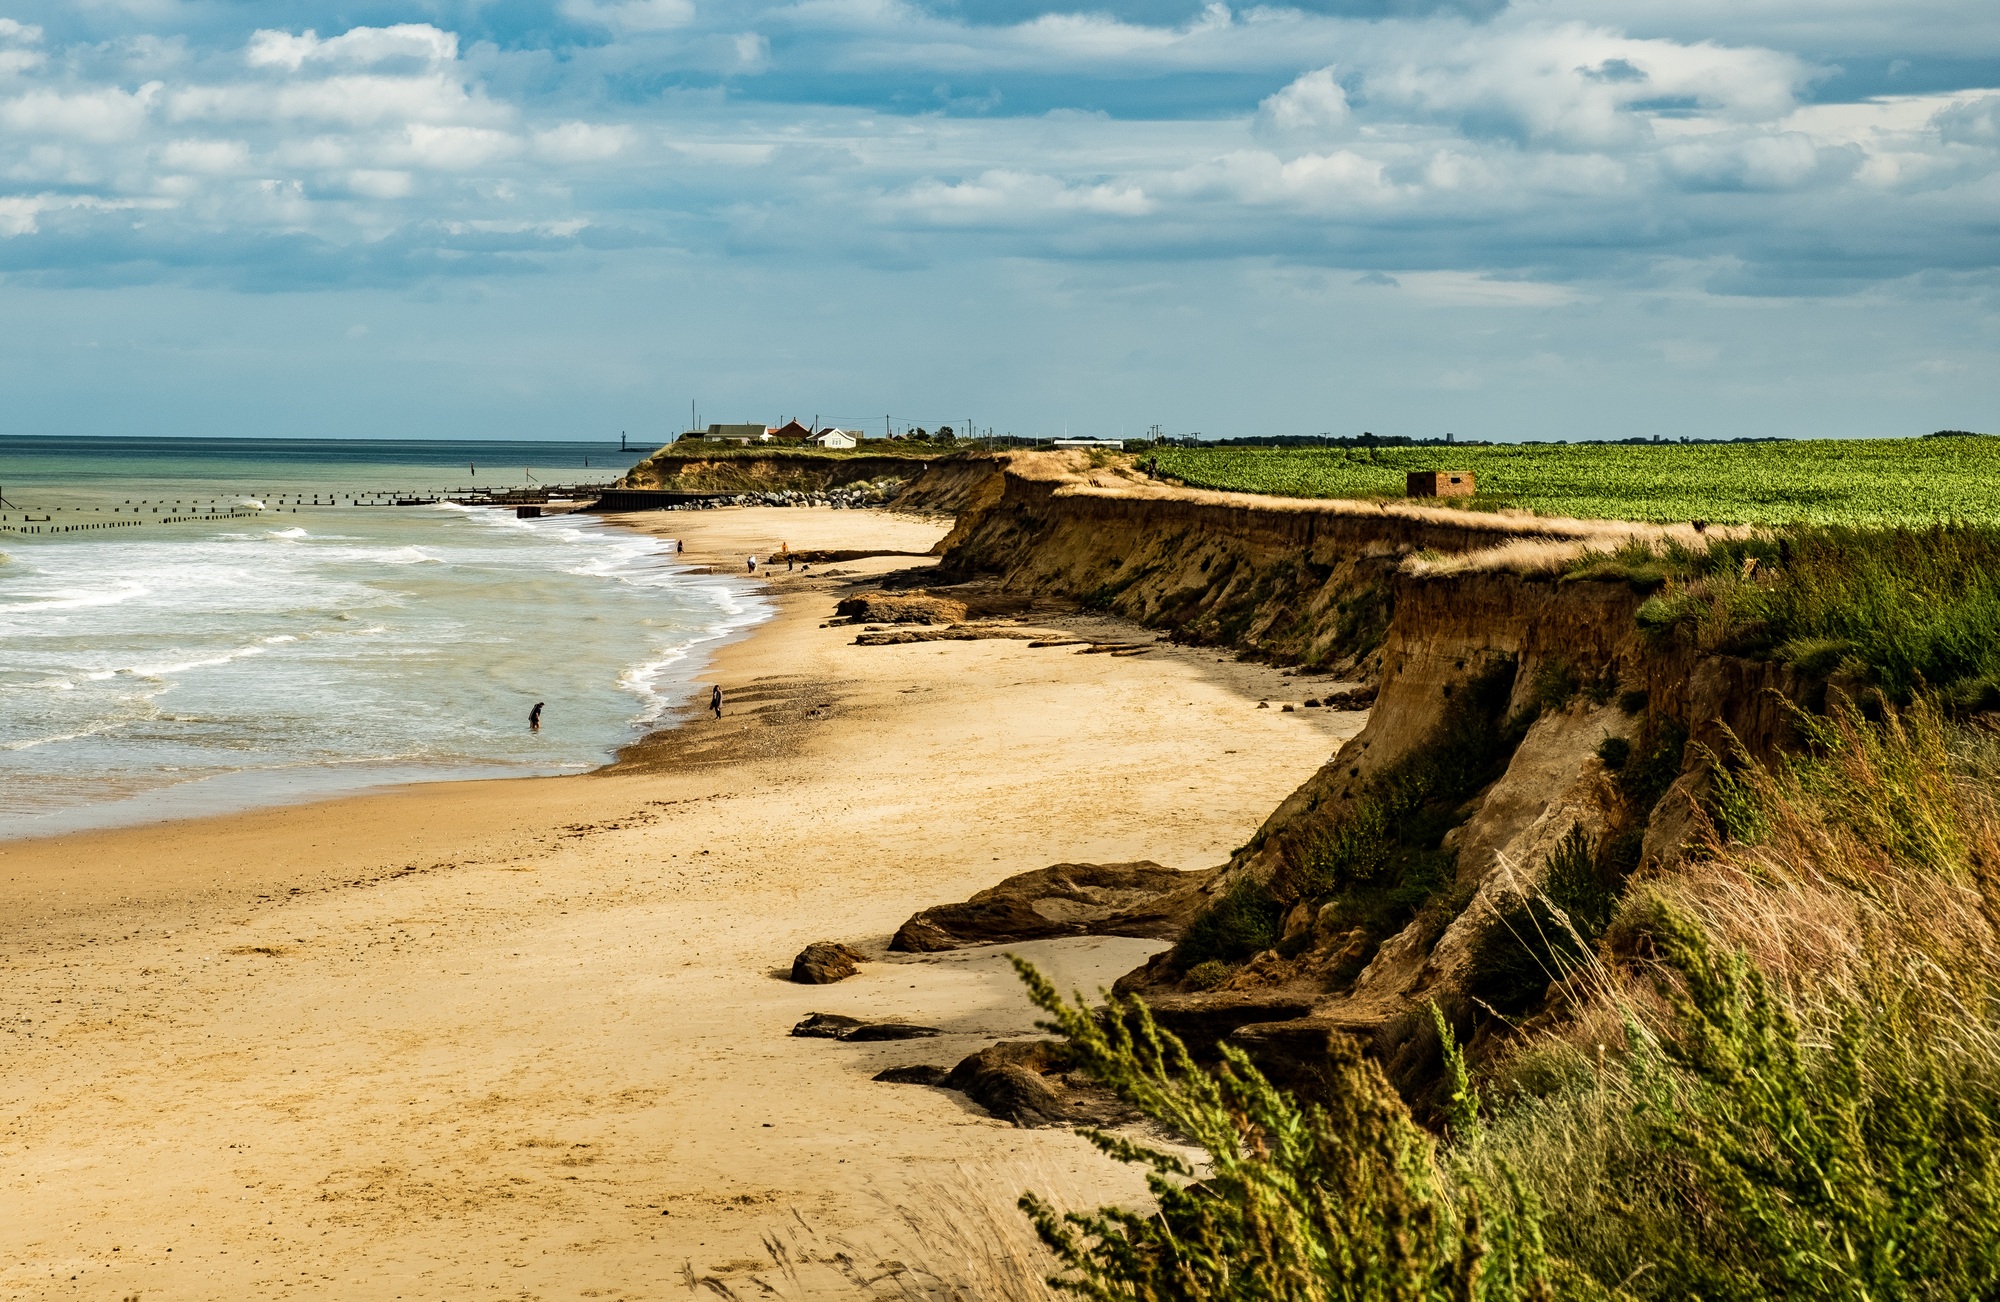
[0,6,1983,306]
[244,24,458,72]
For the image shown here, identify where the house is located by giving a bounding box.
[1407,470,1475,498]
[812,429,857,449]
[764,419,815,444]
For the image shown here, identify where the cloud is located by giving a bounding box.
[561,0,700,32]
[157,136,248,173]
[0,5,1978,306]
[532,122,639,163]
[1351,22,1811,149]
[245,24,458,72]
[0,83,160,143]
[896,168,1155,222]
[1260,67,1349,134]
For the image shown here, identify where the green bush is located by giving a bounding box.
[1022,696,2000,1301]
[1466,827,1621,1015]
[1629,525,2000,708]
[1014,960,1561,1301]
[1183,959,1236,991]
[1631,910,2000,1299]
[1270,659,1531,988]
[1177,877,1285,970]
[1618,719,1688,814]
[1532,659,1580,711]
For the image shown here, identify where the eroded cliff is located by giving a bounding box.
[930,453,1807,1105]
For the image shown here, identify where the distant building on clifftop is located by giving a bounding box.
[1407,470,1475,498]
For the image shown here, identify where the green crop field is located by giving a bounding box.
[1151,438,2000,526]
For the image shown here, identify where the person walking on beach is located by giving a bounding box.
[529,701,544,730]
[746,555,757,574]
[710,685,723,719]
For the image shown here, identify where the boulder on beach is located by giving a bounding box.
[789,1012,942,1041]
[790,940,866,984]
[889,861,1212,952]
[791,1012,864,1038]
[833,592,968,625]
[841,1022,942,1041]
[942,1039,1133,1128]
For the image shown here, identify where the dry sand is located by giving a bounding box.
[0,506,1364,1299]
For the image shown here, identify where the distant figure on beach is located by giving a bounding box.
[746,555,758,573]
[529,701,544,730]
[710,685,723,719]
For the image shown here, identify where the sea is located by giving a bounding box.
[0,436,765,840]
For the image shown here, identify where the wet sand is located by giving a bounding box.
[0,506,1363,1299]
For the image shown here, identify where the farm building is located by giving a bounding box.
[1407,470,1475,498]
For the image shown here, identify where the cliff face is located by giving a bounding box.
[939,454,1670,672]
[936,454,1804,1093]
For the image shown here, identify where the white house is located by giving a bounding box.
[811,429,858,449]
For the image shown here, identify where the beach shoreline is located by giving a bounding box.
[0,504,1364,1298]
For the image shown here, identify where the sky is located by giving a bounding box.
[0,1,1993,443]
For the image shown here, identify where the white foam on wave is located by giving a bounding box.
[617,577,773,723]
[125,642,272,679]
[0,580,148,614]
[0,486,776,834]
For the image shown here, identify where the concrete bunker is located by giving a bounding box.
[1407,470,1475,498]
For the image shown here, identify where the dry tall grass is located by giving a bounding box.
[1467,694,2000,1298]
[683,1164,1066,1301]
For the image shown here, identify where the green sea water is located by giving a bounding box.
[0,437,764,838]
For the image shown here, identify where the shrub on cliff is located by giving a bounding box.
[1467,825,1623,1015]
[1014,959,1564,1301]
[1625,524,2000,709]
[1019,695,2000,1300]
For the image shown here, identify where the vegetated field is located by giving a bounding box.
[1153,438,2000,526]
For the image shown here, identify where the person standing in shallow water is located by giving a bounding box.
[529,702,544,730]
[710,685,723,719]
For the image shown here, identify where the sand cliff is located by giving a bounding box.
[920,452,1806,1103]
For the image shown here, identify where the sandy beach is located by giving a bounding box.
[0,505,1363,1299]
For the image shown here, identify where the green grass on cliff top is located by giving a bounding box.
[1153,437,2000,526]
